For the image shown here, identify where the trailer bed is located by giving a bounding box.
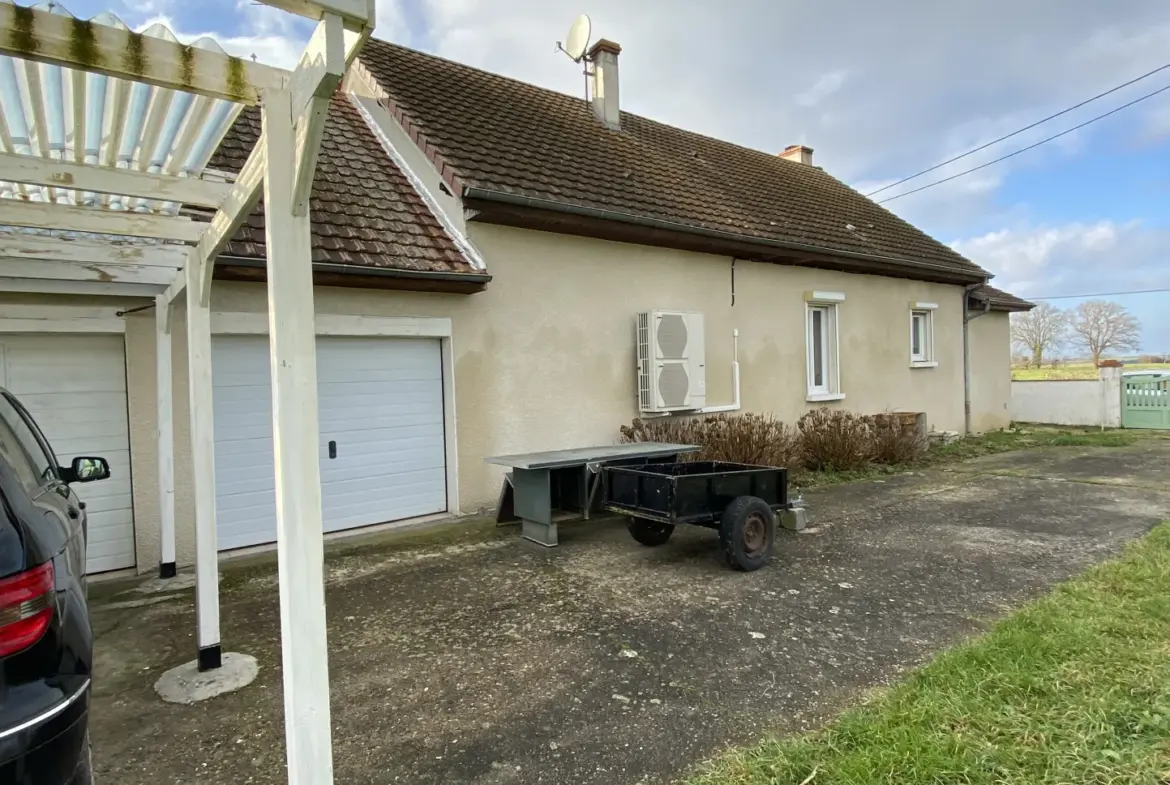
[604,461,788,527]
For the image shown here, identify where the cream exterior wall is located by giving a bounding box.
[5,224,1010,572]
[967,311,1013,433]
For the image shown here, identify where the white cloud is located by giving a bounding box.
[137,14,305,69]
[951,220,1169,297]
[952,220,1170,350]
[795,70,848,108]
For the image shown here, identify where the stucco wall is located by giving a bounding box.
[1010,370,1122,427]
[967,311,1013,432]
[12,224,1011,571]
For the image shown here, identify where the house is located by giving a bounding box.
[0,36,1032,577]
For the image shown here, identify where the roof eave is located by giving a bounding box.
[463,187,988,285]
[989,300,1035,312]
[215,255,491,294]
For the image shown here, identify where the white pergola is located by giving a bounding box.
[0,1,375,781]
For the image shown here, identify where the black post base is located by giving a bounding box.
[197,644,222,672]
[159,561,177,579]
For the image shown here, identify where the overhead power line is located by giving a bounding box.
[866,61,1170,197]
[1028,287,1170,300]
[877,82,1170,204]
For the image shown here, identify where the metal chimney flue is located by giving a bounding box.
[588,39,622,131]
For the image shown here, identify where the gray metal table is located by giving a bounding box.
[486,443,699,546]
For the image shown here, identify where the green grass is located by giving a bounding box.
[792,426,1141,489]
[1013,362,1170,381]
[688,522,1170,785]
[927,425,1139,462]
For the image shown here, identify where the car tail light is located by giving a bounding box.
[0,562,54,658]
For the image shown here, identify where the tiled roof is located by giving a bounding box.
[208,93,483,275]
[974,284,1034,312]
[356,39,988,281]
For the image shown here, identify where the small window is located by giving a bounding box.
[806,301,841,399]
[910,307,935,366]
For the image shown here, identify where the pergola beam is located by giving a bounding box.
[0,3,289,105]
[0,151,232,208]
[260,0,372,24]
[1,200,206,242]
[0,258,180,286]
[0,277,165,297]
[291,14,345,215]
[169,8,361,304]
[0,234,189,267]
[187,141,268,305]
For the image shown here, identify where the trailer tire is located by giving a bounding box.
[628,518,675,547]
[719,496,775,571]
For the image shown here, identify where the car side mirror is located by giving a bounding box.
[67,457,111,484]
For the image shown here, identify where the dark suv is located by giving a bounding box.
[0,388,108,785]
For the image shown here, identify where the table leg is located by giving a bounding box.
[512,468,557,547]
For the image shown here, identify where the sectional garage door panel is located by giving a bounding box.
[211,338,279,551]
[0,335,135,573]
[316,337,447,533]
[211,335,447,551]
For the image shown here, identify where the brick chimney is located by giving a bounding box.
[588,39,622,131]
[779,144,814,165]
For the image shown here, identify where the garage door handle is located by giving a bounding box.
[328,440,337,459]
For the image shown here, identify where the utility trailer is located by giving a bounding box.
[603,461,791,571]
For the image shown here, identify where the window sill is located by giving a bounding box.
[806,392,846,402]
[910,361,939,369]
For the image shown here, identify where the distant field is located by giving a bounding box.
[1013,362,1170,381]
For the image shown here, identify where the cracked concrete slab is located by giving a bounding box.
[88,439,1170,785]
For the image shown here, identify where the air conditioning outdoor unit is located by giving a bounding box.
[636,311,706,413]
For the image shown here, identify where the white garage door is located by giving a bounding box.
[212,334,447,551]
[0,334,135,573]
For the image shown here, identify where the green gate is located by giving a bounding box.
[1122,374,1170,429]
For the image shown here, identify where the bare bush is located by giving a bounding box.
[797,408,874,471]
[870,414,927,465]
[619,413,803,470]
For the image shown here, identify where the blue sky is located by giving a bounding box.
[56,0,1170,354]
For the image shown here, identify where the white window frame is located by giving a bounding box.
[804,291,845,402]
[910,302,938,368]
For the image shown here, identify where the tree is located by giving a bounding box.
[1069,299,1142,366]
[1011,302,1068,368]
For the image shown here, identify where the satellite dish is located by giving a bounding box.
[563,14,592,62]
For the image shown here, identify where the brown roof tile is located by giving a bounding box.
[974,284,1034,312]
[357,39,988,281]
[209,94,482,276]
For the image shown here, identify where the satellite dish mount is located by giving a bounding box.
[556,14,592,63]
[555,14,594,101]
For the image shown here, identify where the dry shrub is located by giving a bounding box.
[797,408,873,471]
[619,413,803,470]
[870,414,927,465]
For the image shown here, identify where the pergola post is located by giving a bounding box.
[155,296,177,579]
[186,264,222,670]
[0,3,373,778]
[262,85,335,783]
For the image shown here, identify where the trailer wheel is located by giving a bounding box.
[719,496,776,571]
[628,518,675,547]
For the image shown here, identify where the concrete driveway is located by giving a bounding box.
[89,437,1170,784]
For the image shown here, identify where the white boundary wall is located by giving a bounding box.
[1010,367,1122,427]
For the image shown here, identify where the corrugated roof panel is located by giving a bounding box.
[0,1,243,214]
